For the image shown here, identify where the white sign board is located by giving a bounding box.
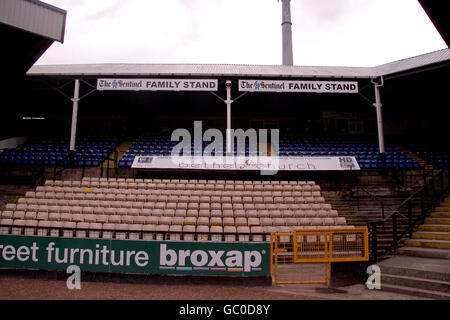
[97,78,218,91]
[238,80,358,93]
[132,156,360,171]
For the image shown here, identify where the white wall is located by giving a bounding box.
[0,136,28,151]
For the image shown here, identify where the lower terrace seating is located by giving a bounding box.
[0,178,351,242]
[0,136,119,167]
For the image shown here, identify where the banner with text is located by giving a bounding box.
[238,79,358,93]
[0,235,270,276]
[97,78,218,91]
[132,156,360,171]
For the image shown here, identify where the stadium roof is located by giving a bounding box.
[28,49,450,80]
[0,0,66,75]
[419,0,450,48]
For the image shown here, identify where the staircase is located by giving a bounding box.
[396,144,433,170]
[377,196,450,299]
[322,190,423,256]
[101,141,133,168]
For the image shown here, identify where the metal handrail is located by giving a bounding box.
[369,168,449,260]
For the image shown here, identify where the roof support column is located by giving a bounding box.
[373,77,385,155]
[70,79,80,152]
[225,80,233,154]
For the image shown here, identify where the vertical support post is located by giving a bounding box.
[373,77,385,166]
[421,188,426,224]
[392,214,397,255]
[371,222,378,261]
[408,199,413,237]
[281,0,294,66]
[70,79,80,152]
[69,79,80,167]
[225,81,232,154]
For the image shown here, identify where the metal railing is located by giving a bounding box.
[368,168,449,261]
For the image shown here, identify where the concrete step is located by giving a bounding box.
[379,283,450,300]
[404,238,450,250]
[419,224,450,233]
[425,217,450,225]
[412,231,450,241]
[432,211,450,218]
[378,255,450,281]
[381,274,450,293]
[397,247,450,260]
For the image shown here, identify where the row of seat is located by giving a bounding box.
[5,202,334,213]
[36,182,320,195]
[0,213,346,227]
[1,206,341,219]
[0,218,349,242]
[22,195,325,206]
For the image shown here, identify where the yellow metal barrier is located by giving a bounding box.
[272,227,369,285]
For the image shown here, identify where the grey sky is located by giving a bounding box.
[37,0,447,67]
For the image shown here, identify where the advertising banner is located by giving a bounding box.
[97,78,218,91]
[132,156,360,171]
[238,79,358,93]
[0,235,270,276]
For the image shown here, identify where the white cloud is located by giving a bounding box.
[37,0,446,67]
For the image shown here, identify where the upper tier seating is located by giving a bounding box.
[0,178,352,242]
[0,136,119,167]
[118,134,421,169]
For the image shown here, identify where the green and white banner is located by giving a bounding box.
[0,235,270,276]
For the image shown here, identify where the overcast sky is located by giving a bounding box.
[37,0,447,67]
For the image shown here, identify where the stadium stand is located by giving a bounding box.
[0,178,351,241]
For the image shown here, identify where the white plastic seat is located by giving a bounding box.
[222,217,234,226]
[142,224,156,240]
[210,226,223,242]
[272,218,285,226]
[197,216,210,226]
[210,217,222,226]
[62,221,76,237]
[250,226,265,242]
[182,225,196,241]
[221,209,232,217]
[155,224,169,241]
[237,226,250,242]
[224,226,236,242]
[328,210,339,217]
[285,217,298,226]
[334,217,347,225]
[128,224,143,240]
[115,223,129,239]
[159,216,172,225]
[168,224,182,241]
[196,225,209,241]
[75,222,89,238]
[101,223,115,239]
[88,223,102,238]
[248,217,260,226]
